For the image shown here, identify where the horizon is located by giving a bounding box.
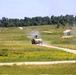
[0,14,75,19]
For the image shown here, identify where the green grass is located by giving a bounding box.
[0,25,76,62]
[0,63,76,75]
[40,25,76,49]
[0,25,76,74]
[0,44,76,62]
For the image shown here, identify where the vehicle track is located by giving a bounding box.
[39,44,76,54]
[0,60,75,66]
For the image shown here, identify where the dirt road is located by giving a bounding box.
[0,60,75,66]
[39,44,76,54]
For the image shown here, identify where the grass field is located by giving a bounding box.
[0,63,76,75]
[0,25,76,62]
[0,25,76,74]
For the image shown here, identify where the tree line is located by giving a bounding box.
[0,15,76,28]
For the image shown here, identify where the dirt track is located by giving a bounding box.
[39,44,76,54]
[0,60,75,66]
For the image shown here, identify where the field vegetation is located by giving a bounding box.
[0,63,76,75]
[0,25,76,62]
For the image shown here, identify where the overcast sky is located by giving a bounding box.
[0,0,76,19]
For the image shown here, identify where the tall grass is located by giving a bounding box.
[0,44,76,62]
[0,63,76,74]
[0,25,76,62]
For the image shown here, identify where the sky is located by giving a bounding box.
[0,0,76,19]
